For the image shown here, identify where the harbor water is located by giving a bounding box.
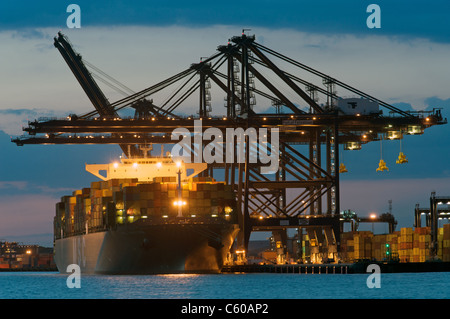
[1,271,449,299]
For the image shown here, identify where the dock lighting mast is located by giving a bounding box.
[176,161,183,218]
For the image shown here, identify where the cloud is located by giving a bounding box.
[425,97,450,111]
[10,29,50,40]
[0,180,76,195]
[35,185,76,194]
[2,26,450,120]
[0,108,68,136]
[0,181,28,190]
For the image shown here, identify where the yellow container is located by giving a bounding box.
[91,181,101,189]
[102,189,112,197]
[73,189,82,196]
[168,190,176,198]
[444,240,450,248]
[401,227,413,236]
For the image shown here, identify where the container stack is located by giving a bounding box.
[55,178,236,238]
[397,227,431,263]
[371,234,387,261]
[54,201,65,239]
[73,188,90,234]
[353,231,373,260]
[399,227,414,262]
[63,195,76,236]
[413,227,431,262]
[335,226,447,263]
[386,232,399,256]
[437,227,444,260]
[189,183,233,216]
[301,234,311,261]
[443,224,450,261]
[339,232,355,261]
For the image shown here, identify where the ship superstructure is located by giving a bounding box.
[85,147,207,183]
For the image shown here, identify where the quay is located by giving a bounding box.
[221,263,353,274]
[221,261,450,274]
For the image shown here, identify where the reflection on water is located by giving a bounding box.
[155,274,201,281]
[157,274,200,279]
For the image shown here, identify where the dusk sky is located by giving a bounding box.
[1,0,450,246]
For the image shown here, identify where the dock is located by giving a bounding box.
[222,261,450,274]
[222,263,353,274]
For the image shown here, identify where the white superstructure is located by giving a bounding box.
[86,155,207,182]
[338,98,380,115]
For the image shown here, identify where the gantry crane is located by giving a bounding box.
[340,209,398,234]
[415,192,450,257]
[12,32,447,260]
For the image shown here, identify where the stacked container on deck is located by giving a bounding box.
[55,177,236,238]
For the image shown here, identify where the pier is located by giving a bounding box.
[222,261,450,274]
[222,263,352,274]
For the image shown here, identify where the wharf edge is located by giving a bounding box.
[221,261,450,274]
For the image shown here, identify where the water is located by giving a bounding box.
[1,271,449,299]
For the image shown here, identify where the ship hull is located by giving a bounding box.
[54,219,239,274]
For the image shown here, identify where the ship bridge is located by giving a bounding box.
[85,152,207,183]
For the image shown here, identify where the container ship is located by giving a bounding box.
[53,153,239,274]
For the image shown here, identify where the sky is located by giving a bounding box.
[1,0,450,246]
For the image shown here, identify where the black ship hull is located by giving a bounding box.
[54,219,239,274]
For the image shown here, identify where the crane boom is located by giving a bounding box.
[54,32,116,117]
[54,32,139,157]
